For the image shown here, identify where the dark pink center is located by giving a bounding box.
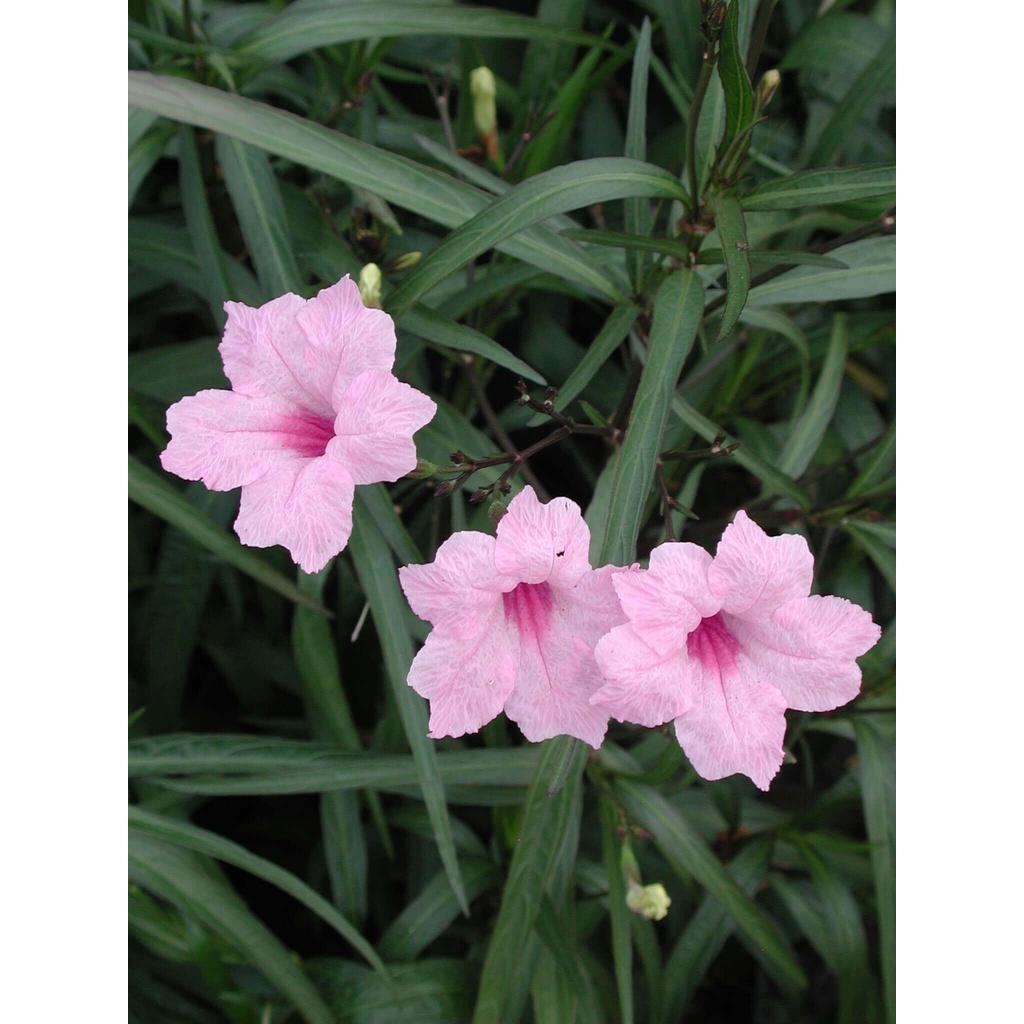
[686,613,740,677]
[272,410,336,458]
[502,581,553,641]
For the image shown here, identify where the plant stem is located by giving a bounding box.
[745,0,779,80]
[686,52,716,218]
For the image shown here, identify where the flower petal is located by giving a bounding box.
[220,294,329,415]
[612,542,718,656]
[728,595,881,712]
[161,390,320,490]
[673,655,788,791]
[235,457,354,573]
[296,275,397,408]
[592,623,692,727]
[503,566,623,747]
[707,510,813,620]
[399,532,511,638]
[406,607,517,740]
[328,370,437,484]
[494,486,591,587]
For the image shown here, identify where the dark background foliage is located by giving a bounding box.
[128,1,895,1021]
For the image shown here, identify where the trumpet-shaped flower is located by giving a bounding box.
[592,511,880,789]
[160,276,436,573]
[399,486,626,747]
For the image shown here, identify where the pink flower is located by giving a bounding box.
[592,511,880,790]
[160,276,436,573]
[399,486,627,747]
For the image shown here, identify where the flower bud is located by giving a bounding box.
[626,880,671,921]
[756,68,781,112]
[470,66,497,137]
[391,250,422,272]
[358,262,382,308]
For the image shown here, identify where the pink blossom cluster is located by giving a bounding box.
[160,275,879,790]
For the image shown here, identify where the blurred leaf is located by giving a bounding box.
[616,781,805,993]
[349,499,468,914]
[129,120,174,207]
[215,134,303,297]
[713,194,751,340]
[844,522,896,589]
[598,270,704,565]
[778,312,848,476]
[624,18,653,288]
[128,455,327,613]
[854,714,895,1024]
[127,73,621,299]
[846,422,895,498]
[129,339,226,405]
[387,157,688,316]
[741,164,895,210]
[128,832,334,1024]
[719,0,755,146]
[128,807,387,976]
[237,3,606,63]
[471,737,587,1024]
[600,796,633,1024]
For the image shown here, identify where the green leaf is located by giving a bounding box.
[386,158,686,317]
[807,32,896,167]
[719,0,756,145]
[128,733,540,791]
[127,73,621,300]
[129,339,226,405]
[177,126,234,327]
[526,304,639,426]
[357,484,422,566]
[600,796,634,1024]
[129,120,174,207]
[616,782,806,993]
[661,839,771,1022]
[702,248,847,269]
[471,737,588,1024]
[400,305,547,384]
[378,859,499,962]
[128,455,327,613]
[128,832,335,1024]
[624,18,653,288]
[747,236,895,306]
[713,193,751,340]
[598,270,704,565]
[671,397,811,508]
[215,134,303,297]
[348,499,468,915]
[128,807,387,977]
[844,522,896,590]
[777,313,848,477]
[854,715,895,1024]
[237,3,606,63]
[741,164,895,211]
[845,422,895,498]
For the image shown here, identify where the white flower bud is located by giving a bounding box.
[470,66,498,139]
[626,880,671,921]
[358,262,382,308]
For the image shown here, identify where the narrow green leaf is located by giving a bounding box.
[472,737,588,1024]
[128,832,334,1024]
[854,715,895,1024]
[357,483,422,566]
[713,193,751,340]
[719,0,756,144]
[846,422,895,498]
[348,498,468,915]
[624,18,653,288]
[386,158,687,316]
[747,236,895,306]
[704,248,846,269]
[777,313,848,477]
[807,32,896,167]
[844,522,896,589]
[177,126,234,327]
[400,305,547,384]
[129,121,174,207]
[600,796,634,1024]
[127,73,621,300]
[526,304,638,426]
[661,839,771,1023]
[599,271,705,565]
[128,455,327,613]
[128,807,387,977]
[379,859,499,962]
[237,3,606,63]
[616,782,806,992]
[215,134,303,297]
[671,397,811,507]
[742,164,895,211]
